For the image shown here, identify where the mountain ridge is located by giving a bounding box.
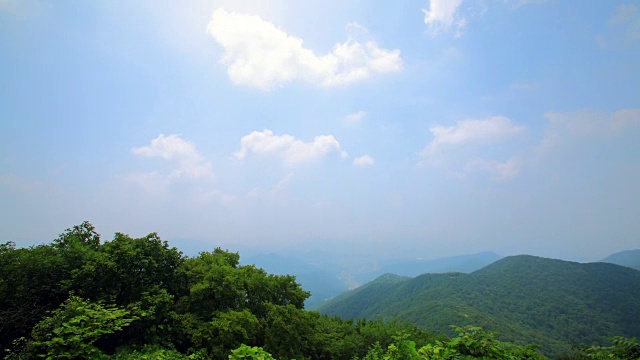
[599,249,640,270]
[317,254,640,357]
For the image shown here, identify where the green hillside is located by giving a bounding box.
[600,249,640,270]
[3,223,638,359]
[317,255,640,357]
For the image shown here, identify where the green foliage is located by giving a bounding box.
[190,310,260,359]
[385,334,419,360]
[229,345,276,360]
[582,336,640,360]
[53,221,101,250]
[357,326,547,360]
[318,256,640,357]
[95,232,185,306]
[418,326,546,359]
[13,295,138,359]
[0,241,71,351]
[262,303,318,359]
[112,345,204,360]
[2,222,636,360]
[361,342,386,360]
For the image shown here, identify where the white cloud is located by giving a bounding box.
[234,129,348,166]
[540,108,640,151]
[422,0,466,37]
[421,116,525,157]
[132,134,213,179]
[610,4,640,43]
[353,155,375,167]
[207,8,402,90]
[273,172,294,193]
[465,157,521,182]
[597,4,640,48]
[343,110,367,124]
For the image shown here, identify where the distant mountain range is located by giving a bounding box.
[599,249,640,270]
[354,251,502,284]
[242,251,502,308]
[242,253,350,308]
[316,255,640,357]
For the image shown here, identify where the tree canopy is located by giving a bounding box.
[1,223,635,360]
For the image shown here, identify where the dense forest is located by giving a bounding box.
[317,256,640,357]
[1,223,638,359]
[243,251,502,309]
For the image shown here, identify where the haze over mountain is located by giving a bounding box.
[242,251,502,308]
[317,255,640,357]
[242,253,349,308]
[599,249,640,270]
[353,251,503,284]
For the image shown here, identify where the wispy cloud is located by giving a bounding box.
[540,108,640,151]
[422,0,466,38]
[343,110,367,124]
[610,4,640,44]
[421,116,525,157]
[465,157,521,182]
[207,8,402,90]
[132,134,213,180]
[597,4,640,49]
[234,129,348,166]
[353,155,375,167]
[419,116,525,182]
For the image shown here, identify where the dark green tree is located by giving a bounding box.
[0,242,70,351]
[8,295,139,359]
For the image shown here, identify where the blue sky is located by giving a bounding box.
[1,0,639,261]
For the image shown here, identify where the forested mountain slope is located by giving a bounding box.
[3,223,638,359]
[352,251,502,284]
[317,255,640,357]
[240,251,502,309]
[599,249,640,270]
[0,223,439,360]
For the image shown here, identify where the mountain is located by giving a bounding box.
[599,249,640,270]
[354,251,502,283]
[317,255,640,357]
[242,253,349,308]
[242,251,502,309]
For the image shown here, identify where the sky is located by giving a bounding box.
[1,0,639,262]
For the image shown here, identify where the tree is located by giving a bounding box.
[358,326,548,360]
[0,242,70,352]
[262,304,316,360]
[190,310,260,359]
[102,232,185,349]
[9,295,139,359]
[229,344,275,360]
[53,221,101,250]
[582,336,640,360]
